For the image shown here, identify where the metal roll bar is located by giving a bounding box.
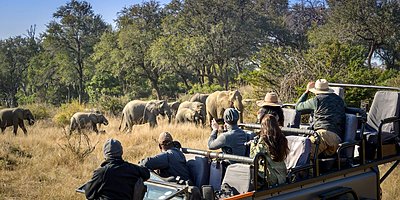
[329,83,400,91]
[181,148,254,164]
[238,123,315,136]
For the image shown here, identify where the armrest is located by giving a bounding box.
[381,116,400,124]
[287,164,314,183]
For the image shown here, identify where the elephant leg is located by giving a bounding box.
[18,121,28,135]
[13,124,18,136]
[1,127,5,133]
[92,122,99,134]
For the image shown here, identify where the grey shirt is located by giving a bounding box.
[140,147,191,182]
[208,124,248,156]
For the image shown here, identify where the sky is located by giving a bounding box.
[0,0,171,39]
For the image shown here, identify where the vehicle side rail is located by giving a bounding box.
[253,154,400,198]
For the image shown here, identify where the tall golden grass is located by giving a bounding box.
[0,116,399,199]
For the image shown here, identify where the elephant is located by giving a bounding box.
[205,90,244,124]
[178,101,206,125]
[0,108,35,135]
[168,101,181,121]
[175,107,201,124]
[190,93,209,105]
[69,112,109,134]
[119,100,171,133]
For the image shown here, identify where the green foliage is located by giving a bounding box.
[53,101,85,126]
[23,103,54,120]
[87,72,122,103]
[96,95,128,116]
[188,83,224,94]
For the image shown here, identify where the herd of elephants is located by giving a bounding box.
[0,90,244,135]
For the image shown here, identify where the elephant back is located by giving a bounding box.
[124,100,147,123]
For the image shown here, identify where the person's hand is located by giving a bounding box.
[306,81,315,93]
[211,119,219,131]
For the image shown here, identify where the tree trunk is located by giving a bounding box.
[151,79,161,100]
[367,41,376,68]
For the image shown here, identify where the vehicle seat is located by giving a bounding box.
[282,108,301,128]
[363,91,400,160]
[285,135,312,182]
[221,163,254,195]
[319,113,358,172]
[185,154,210,188]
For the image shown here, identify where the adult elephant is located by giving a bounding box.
[205,90,244,124]
[168,101,181,121]
[69,112,109,134]
[190,93,209,105]
[119,100,170,133]
[178,101,206,126]
[0,108,35,135]
[175,107,201,124]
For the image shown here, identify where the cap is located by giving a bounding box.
[103,138,123,159]
[223,108,239,124]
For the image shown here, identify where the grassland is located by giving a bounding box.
[0,116,399,199]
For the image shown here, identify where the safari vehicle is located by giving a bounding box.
[77,83,400,200]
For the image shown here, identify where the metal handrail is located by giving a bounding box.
[329,83,400,91]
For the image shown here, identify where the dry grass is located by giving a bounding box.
[0,116,399,199]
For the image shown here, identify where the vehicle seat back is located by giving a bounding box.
[185,154,210,188]
[282,108,301,128]
[285,136,311,169]
[331,87,344,99]
[221,163,254,195]
[342,113,358,158]
[366,91,400,135]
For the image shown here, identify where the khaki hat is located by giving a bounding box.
[158,132,173,145]
[309,79,334,94]
[256,92,282,107]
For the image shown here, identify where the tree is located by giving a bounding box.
[0,33,40,107]
[327,0,400,68]
[116,1,165,99]
[43,0,108,103]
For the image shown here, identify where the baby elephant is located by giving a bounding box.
[0,108,35,135]
[175,107,201,124]
[69,112,109,134]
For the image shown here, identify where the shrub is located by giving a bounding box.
[96,95,128,116]
[23,103,55,120]
[53,101,85,126]
[188,83,224,94]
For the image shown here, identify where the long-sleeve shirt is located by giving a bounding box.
[208,124,248,156]
[295,92,346,138]
[140,147,191,182]
[85,158,150,200]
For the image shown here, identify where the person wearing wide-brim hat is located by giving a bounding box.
[295,79,346,159]
[256,92,284,126]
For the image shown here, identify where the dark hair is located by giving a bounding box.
[260,114,289,162]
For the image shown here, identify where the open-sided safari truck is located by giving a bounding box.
[77,83,400,200]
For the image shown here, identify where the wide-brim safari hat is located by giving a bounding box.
[256,92,282,107]
[309,79,335,94]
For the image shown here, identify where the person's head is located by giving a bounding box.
[103,138,123,160]
[260,114,289,162]
[309,79,334,95]
[223,108,239,125]
[158,132,174,151]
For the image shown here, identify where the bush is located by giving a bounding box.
[188,83,224,94]
[23,103,55,120]
[96,95,128,116]
[53,101,85,126]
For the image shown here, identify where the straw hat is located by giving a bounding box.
[309,79,334,94]
[256,92,282,107]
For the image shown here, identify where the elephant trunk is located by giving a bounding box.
[28,119,35,125]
